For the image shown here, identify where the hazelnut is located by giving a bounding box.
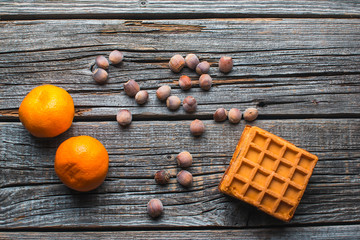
[228,108,242,124]
[109,50,123,65]
[124,79,140,97]
[154,170,171,185]
[116,109,132,127]
[93,68,108,84]
[135,90,149,105]
[179,75,192,91]
[219,56,233,73]
[190,119,205,136]
[185,54,200,70]
[243,108,259,122]
[214,108,228,122]
[199,74,212,91]
[169,54,185,73]
[156,85,171,101]
[95,55,109,69]
[183,96,197,113]
[147,199,163,218]
[177,170,193,187]
[196,61,210,75]
[176,151,193,168]
[166,96,181,111]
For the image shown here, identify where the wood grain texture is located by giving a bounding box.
[1,119,359,228]
[1,0,360,19]
[1,225,360,239]
[1,19,360,119]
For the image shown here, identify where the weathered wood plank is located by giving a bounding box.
[1,1,360,19]
[1,19,359,119]
[1,225,360,239]
[1,119,359,228]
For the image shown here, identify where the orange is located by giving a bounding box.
[55,136,109,192]
[19,84,74,138]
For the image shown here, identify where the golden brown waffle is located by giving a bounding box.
[219,125,318,221]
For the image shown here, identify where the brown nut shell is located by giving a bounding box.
[154,170,171,185]
[185,54,200,70]
[124,79,140,97]
[196,61,210,75]
[176,151,193,168]
[177,170,193,187]
[243,108,259,122]
[166,96,181,111]
[219,56,233,73]
[93,68,108,84]
[109,50,123,64]
[179,75,192,91]
[147,199,163,218]
[228,108,242,124]
[190,119,205,136]
[183,96,197,113]
[116,109,132,127]
[214,108,228,122]
[95,55,109,69]
[169,54,185,73]
[156,85,171,101]
[199,74,212,91]
[135,90,149,105]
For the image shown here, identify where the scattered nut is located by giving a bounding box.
[116,109,132,127]
[135,90,149,105]
[124,79,140,97]
[169,54,185,73]
[243,108,259,122]
[156,85,171,101]
[166,96,181,111]
[214,108,228,122]
[109,50,123,65]
[219,56,233,73]
[199,74,212,91]
[154,170,171,185]
[179,75,192,91]
[196,61,210,75]
[176,151,193,168]
[93,68,108,84]
[185,54,200,70]
[190,119,205,136]
[228,108,242,124]
[177,170,193,187]
[147,199,163,218]
[183,96,197,113]
[95,55,109,69]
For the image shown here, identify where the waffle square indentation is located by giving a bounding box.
[261,193,277,210]
[275,201,294,217]
[268,177,284,195]
[252,133,267,148]
[284,185,301,202]
[260,154,277,171]
[253,170,269,187]
[276,161,292,178]
[292,169,307,185]
[283,148,298,163]
[245,146,261,163]
[244,186,261,201]
[236,162,254,179]
[230,178,246,194]
[267,140,283,156]
[298,154,315,171]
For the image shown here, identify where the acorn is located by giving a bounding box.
[190,119,205,136]
[214,108,228,122]
[116,109,132,127]
[169,54,185,73]
[185,54,200,70]
[176,151,193,168]
[147,199,163,218]
[95,55,109,69]
[183,96,197,113]
[177,170,193,187]
[156,85,171,101]
[93,68,108,84]
[109,50,123,65]
[124,79,140,97]
[154,170,171,185]
[219,56,233,73]
[196,61,210,75]
[243,108,259,122]
[166,96,181,111]
[179,75,192,91]
[199,74,212,91]
[135,90,149,105]
[228,108,242,124]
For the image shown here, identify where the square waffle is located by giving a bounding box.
[219,125,318,221]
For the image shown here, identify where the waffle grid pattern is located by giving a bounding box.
[220,126,318,221]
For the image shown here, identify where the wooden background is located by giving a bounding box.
[0,1,360,239]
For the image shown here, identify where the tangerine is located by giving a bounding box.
[55,136,109,192]
[19,84,75,138]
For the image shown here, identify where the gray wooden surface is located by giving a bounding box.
[0,1,360,239]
